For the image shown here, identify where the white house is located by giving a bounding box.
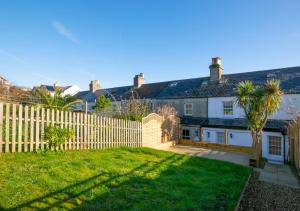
[34,84,81,97]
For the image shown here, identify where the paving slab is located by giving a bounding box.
[259,163,300,188]
[155,144,251,166]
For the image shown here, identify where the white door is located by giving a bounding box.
[267,135,283,162]
[216,132,225,144]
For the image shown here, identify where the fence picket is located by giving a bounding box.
[91,115,94,150]
[97,116,100,149]
[94,116,97,149]
[46,109,50,149]
[80,113,84,149]
[69,112,72,150]
[104,117,107,149]
[75,112,79,150]
[5,104,10,153]
[12,104,16,152]
[41,108,45,151]
[0,103,3,153]
[100,116,103,149]
[29,107,34,152]
[64,111,68,150]
[109,118,112,148]
[111,118,114,148]
[24,106,29,152]
[35,108,40,151]
[60,110,64,150]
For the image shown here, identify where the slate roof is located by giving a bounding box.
[75,66,300,102]
[181,116,290,133]
[39,85,71,92]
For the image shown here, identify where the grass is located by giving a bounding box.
[0,147,251,210]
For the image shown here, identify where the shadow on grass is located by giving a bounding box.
[8,154,180,210]
[7,154,248,210]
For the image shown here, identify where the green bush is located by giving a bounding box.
[46,125,74,150]
[93,96,112,112]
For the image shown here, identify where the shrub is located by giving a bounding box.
[46,125,75,150]
[116,98,151,121]
[93,96,112,112]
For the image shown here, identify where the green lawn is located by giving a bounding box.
[0,148,251,210]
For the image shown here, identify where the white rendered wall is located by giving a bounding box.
[208,94,300,120]
[202,127,287,162]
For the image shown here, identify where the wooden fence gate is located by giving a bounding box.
[142,113,180,147]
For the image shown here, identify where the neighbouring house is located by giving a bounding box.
[75,57,300,164]
[34,84,81,97]
[0,75,10,86]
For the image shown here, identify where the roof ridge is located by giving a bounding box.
[224,66,300,77]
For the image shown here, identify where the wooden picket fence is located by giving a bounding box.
[0,102,142,153]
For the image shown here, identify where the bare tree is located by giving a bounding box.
[156,104,180,142]
[156,104,178,118]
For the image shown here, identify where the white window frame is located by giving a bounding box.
[268,135,282,156]
[184,103,193,116]
[223,101,233,116]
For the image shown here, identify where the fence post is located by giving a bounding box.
[41,108,45,151]
[12,104,16,152]
[35,108,40,151]
[0,103,2,153]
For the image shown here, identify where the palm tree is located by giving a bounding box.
[236,79,283,166]
[32,86,82,111]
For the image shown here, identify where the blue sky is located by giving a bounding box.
[0,0,300,90]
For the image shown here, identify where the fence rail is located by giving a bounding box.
[0,102,142,153]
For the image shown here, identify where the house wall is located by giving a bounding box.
[208,94,300,120]
[153,98,208,118]
[202,127,288,162]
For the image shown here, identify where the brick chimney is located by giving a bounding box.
[209,57,223,81]
[89,80,100,93]
[134,73,145,88]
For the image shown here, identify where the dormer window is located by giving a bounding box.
[184,103,193,116]
[223,101,233,116]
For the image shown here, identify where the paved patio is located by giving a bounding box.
[152,144,251,166]
[258,163,300,188]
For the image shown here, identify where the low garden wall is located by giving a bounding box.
[179,139,253,154]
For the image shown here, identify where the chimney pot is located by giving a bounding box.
[134,73,145,88]
[89,80,100,93]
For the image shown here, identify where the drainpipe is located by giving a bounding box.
[283,135,286,164]
[281,126,288,164]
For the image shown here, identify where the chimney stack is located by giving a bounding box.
[134,73,145,88]
[89,80,100,93]
[209,57,223,81]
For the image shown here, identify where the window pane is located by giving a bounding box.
[268,136,282,156]
[223,101,233,115]
[182,129,190,139]
[185,104,193,115]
